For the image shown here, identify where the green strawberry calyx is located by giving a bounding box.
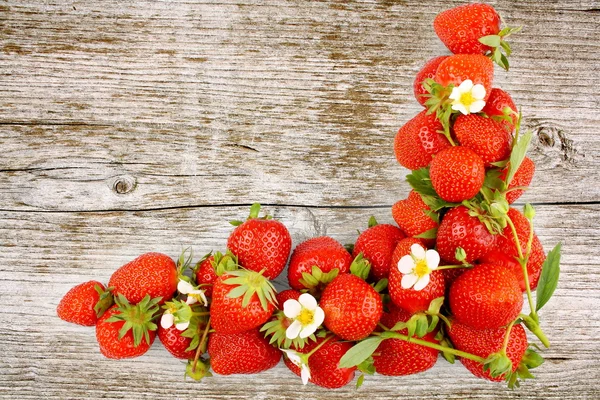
[479,25,522,71]
[349,253,371,280]
[93,284,114,319]
[105,293,162,347]
[224,268,277,311]
[230,203,273,226]
[261,310,318,350]
[299,265,339,292]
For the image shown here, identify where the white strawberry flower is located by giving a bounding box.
[281,349,311,385]
[449,79,486,115]
[283,293,325,340]
[398,244,440,291]
[177,279,208,307]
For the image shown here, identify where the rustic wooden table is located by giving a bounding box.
[1,0,599,398]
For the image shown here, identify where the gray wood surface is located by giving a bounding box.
[1,0,599,399]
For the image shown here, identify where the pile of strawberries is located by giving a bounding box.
[57,3,562,390]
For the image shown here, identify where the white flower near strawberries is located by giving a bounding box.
[283,293,325,339]
[398,244,440,291]
[449,79,486,115]
[281,349,311,385]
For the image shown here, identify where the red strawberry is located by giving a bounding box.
[433,3,500,55]
[449,263,523,330]
[208,328,281,375]
[352,218,405,281]
[448,321,528,382]
[373,306,439,376]
[482,88,518,132]
[287,236,352,291]
[429,146,486,203]
[454,114,512,165]
[500,157,535,204]
[108,252,178,305]
[392,190,438,247]
[57,280,112,326]
[276,289,301,309]
[227,204,292,280]
[414,56,449,106]
[436,206,496,264]
[210,270,277,334]
[95,296,160,359]
[284,336,355,389]
[481,207,545,291]
[394,110,451,170]
[158,324,196,359]
[319,273,383,341]
[388,239,446,314]
[434,54,494,102]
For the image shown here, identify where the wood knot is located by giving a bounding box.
[112,176,136,194]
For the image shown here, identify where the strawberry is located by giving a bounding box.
[448,321,528,382]
[352,217,405,281]
[482,88,518,132]
[284,336,355,389]
[481,207,546,291]
[391,190,438,247]
[500,157,535,204]
[158,324,196,359]
[429,146,486,203]
[454,114,512,165]
[434,54,494,102]
[394,110,451,170]
[449,263,523,330]
[95,295,161,359]
[287,236,352,291]
[195,251,240,297]
[319,273,383,341]
[208,328,281,375]
[388,239,446,314]
[436,206,496,264]
[227,203,292,280]
[210,270,277,334]
[414,56,449,106]
[373,306,439,376]
[276,289,301,309]
[108,252,178,305]
[433,3,500,55]
[57,280,113,326]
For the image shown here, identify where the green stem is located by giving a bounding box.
[506,216,536,316]
[385,332,485,363]
[501,320,516,354]
[437,264,472,270]
[306,334,335,358]
[192,317,211,373]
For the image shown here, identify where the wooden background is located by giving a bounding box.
[1,0,599,398]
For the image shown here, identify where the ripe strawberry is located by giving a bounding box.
[287,236,352,291]
[388,239,445,314]
[392,190,438,247]
[500,157,535,204]
[434,54,494,102]
[57,280,112,326]
[210,270,277,334]
[482,88,518,132]
[429,146,486,203]
[394,110,451,170]
[436,206,496,264]
[319,273,383,341]
[448,321,528,382]
[414,56,449,106]
[353,219,405,281]
[433,3,500,55]
[481,207,546,291]
[284,336,355,389]
[454,114,512,165]
[208,328,281,375]
[108,252,178,305]
[158,324,196,359]
[276,289,301,309]
[227,204,292,280]
[449,263,523,330]
[373,305,439,376]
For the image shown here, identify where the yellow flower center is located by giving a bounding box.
[414,259,430,278]
[459,91,475,107]
[297,308,314,326]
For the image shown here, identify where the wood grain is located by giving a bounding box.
[0,0,599,398]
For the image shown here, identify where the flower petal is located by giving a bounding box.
[458,79,474,92]
[425,249,440,270]
[281,349,301,366]
[301,364,311,385]
[469,100,486,114]
[451,103,469,115]
[177,279,194,294]
[299,324,317,339]
[298,293,318,311]
[471,84,486,100]
[286,319,303,340]
[283,299,301,319]
[313,307,325,328]
[448,87,461,100]
[160,312,174,329]
[401,273,419,289]
[410,243,426,259]
[175,321,190,331]
[196,290,208,307]
[413,274,431,291]
[185,296,198,305]
[398,255,416,274]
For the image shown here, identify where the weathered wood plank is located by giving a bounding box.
[0,204,598,399]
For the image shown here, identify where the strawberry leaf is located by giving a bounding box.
[406,167,437,197]
[368,216,378,228]
[415,227,438,240]
[535,243,562,312]
[338,336,385,368]
[504,130,532,189]
[479,34,502,48]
